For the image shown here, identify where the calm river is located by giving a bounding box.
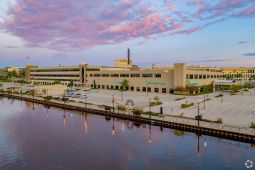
[0,97,254,170]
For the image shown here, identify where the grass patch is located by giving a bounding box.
[181,103,194,108]
[250,122,255,129]
[143,111,160,116]
[215,118,223,124]
[215,94,223,98]
[175,97,186,101]
[149,101,163,107]
[230,92,237,95]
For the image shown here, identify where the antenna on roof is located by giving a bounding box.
[127,48,130,65]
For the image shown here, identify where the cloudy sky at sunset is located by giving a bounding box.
[0,0,255,67]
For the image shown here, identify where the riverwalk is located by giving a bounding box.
[1,93,255,144]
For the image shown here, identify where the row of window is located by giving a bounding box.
[31,69,79,72]
[187,74,222,79]
[90,84,172,93]
[90,73,162,78]
[30,75,79,77]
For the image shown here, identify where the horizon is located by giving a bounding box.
[0,0,255,67]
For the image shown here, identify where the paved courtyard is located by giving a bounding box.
[70,88,255,127]
[1,82,255,127]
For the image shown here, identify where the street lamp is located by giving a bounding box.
[84,92,88,109]
[146,80,149,97]
[203,94,206,110]
[112,95,115,112]
[197,102,200,126]
[149,98,151,120]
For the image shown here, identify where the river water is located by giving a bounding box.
[0,97,254,170]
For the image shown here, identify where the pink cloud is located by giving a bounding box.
[2,0,255,51]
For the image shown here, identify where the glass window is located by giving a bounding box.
[131,74,140,77]
[120,74,129,77]
[155,74,161,78]
[111,74,119,77]
[142,73,153,77]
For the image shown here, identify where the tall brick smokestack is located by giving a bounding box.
[127,48,130,65]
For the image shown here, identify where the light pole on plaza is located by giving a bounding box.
[146,80,149,97]
[197,102,200,127]
[112,95,115,112]
[84,93,88,108]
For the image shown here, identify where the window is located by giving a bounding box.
[194,75,198,79]
[142,87,146,92]
[142,73,153,77]
[90,74,93,77]
[130,86,134,91]
[147,87,151,92]
[154,88,159,92]
[98,85,101,88]
[90,84,93,87]
[102,74,109,77]
[111,74,119,77]
[162,88,166,93]
[207,75,210,79]
[94,74,101,77]
[136,87,140,91]
[203,75,206,79]
[199,75,202,79]
[155,73,161,78]
[106,85,109,89]
[131,74,140,77]
[102,85,105,89]
[189,74,194,79]
[120,74,129,77]
[186,74,189,79]
[115,86,119,90]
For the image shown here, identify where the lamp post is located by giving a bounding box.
[197,103,200,126]
[112,95,115,112]
[149,98,151,120]
[203,94,206,110]
[84,94,88,109]
[146,80,149,97]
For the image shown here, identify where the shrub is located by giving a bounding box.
[175,97,186,101]
[132,107,143,116]
[250,122,255,129]
[143,111,160,116]
[149,101,163,107]
[195,115,202,120]
[117,105,127,112]
[181,103,194,108]
[44,96,52,101]
[153,96,160,102]
[230,92,237,95]
[62,97,69,101]
[215,118,223,124]
[215,94,223,98]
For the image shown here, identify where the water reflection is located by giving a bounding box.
[0,98,254,170]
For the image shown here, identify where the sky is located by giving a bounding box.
[0,0,255,68]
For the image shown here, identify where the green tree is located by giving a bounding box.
[93,80,97,89]
[68,80,74,87]
[120,79,129,91]
[53,80,61,85]
[251,75,255,80]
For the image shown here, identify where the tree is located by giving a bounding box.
[120,79,129,91]
[68,80,74,87]
[154,96,160,102]
[93,80,97,89]
[251,75,255,80]
[53,80,61,85]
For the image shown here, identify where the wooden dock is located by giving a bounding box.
[1,93,255,144]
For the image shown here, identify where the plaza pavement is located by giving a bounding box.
[2,82,255,127]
